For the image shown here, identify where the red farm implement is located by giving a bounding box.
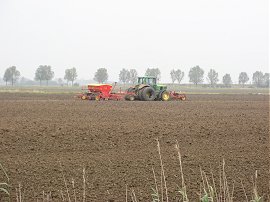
[77,83,186,101]
[169,91,186,101]
[78,84,124,101]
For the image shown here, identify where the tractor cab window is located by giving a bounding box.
[138,77,156,85]
[138,78,143,84]
[147,78,156,85]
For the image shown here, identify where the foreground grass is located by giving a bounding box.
[0,140,267,201]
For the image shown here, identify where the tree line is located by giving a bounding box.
[2,65,269,88]
[92,66,269,88]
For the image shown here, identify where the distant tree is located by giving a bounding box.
[35,66,45,85]
[170,70,177,83]
[223,74,232,87]
[10,66,20,86]
[35,65,54,85]
[263,73,269,87]
[43,66,54,85]
[238,72,249,87]
[207,69,218,87]
[129,69,138,84]
[64,69,71,85]
[64,67,78,86]
[94,68,108,83]
[188,66,204,86]
[58,78,64,86]
[20,77,27,84]
[3,66,20,86]
[252,71,264,87]
[175,69,185,84]
[119,68,130,84]
[3,68,12,86]
[145,68,161,81]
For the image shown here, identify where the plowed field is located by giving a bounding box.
[0,93,269,201]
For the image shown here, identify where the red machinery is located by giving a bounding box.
[169,91,186,101]
[78,84,123,101]
[78,83,186,101]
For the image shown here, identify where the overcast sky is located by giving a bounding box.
[0,0,268,83]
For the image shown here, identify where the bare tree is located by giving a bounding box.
[119,68,130,84]
[145,68,161,81]
[189,66,204,86]
[252,71,264,87]
[238,72,249,87]
[170,69,176,83]
[175,69,185,84]
[207,69,218,87]
[94,68,108,83]
[263,73,269,87]
[171,69,184,84]
[129,69,138,84]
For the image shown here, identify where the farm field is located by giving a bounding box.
[0,93,269,201]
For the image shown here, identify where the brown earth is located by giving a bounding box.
[0,93,269,201]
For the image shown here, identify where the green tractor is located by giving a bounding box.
[125,76,171,101]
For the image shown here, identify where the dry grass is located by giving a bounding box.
[0,140,266,201]
[0,163,10,199]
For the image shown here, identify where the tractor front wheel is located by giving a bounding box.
[161,91,171,101]
[95,95,100,101]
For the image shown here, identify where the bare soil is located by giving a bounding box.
[0,93,269,201]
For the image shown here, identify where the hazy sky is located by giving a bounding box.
[0,0,268,83]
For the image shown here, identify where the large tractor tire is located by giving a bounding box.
[137,88,144,100]
[124,94,130,101]
[127,87,135,93]
[160,90,171,101]
[125,94,135,101]
[141,87,156,101]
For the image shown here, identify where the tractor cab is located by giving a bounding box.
[137,76,167,91]
[137,76,157,86]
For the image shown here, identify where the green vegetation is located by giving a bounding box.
[0,163,10,198]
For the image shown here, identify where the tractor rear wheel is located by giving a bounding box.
[127,87,135,92]
[161,91,171,101]
[141,87,156,101]
[137,89,144,100]
[124,94,130,101]
[125,94,135,101]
